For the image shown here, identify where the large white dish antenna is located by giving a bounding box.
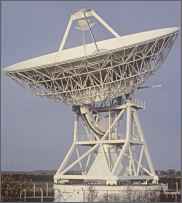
[4,9,179,105]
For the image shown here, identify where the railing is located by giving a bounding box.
[132,98,146,109]
[19,182,54,202]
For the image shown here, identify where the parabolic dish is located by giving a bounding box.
[5,27,179,105]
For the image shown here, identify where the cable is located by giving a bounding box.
[83,11,99,52]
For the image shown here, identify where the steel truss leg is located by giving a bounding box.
[54,107,125,183]
[54,114,78,181]
[54,100,158,184]
[111,101,158,183]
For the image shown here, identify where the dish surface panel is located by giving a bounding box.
[5,27,178,105]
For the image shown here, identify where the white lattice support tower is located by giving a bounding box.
[54,99,158,185]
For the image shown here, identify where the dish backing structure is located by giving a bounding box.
[5,9,179,202]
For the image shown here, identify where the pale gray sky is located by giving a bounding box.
[1,1,181,171]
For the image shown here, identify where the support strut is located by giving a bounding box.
[54,99,158,185]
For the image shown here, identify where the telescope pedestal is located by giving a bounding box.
[54,99,158,185]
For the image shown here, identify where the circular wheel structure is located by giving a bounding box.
[5,9,178,106]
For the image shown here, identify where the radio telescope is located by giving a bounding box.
[5,9,178,202]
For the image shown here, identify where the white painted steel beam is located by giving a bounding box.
[54,100,158,184]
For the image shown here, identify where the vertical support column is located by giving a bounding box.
[126,104,132,175]
[137,145,144,175]
[128,108,137,176]
[73,113,79,143]
[54,113,78,181]
[126,104,131,140]
[112,105,131,175]
[107,108,112,170]
[109,108,111,140]
[133,111,156,177]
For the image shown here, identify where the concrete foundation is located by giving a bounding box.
[54,183,163,202]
